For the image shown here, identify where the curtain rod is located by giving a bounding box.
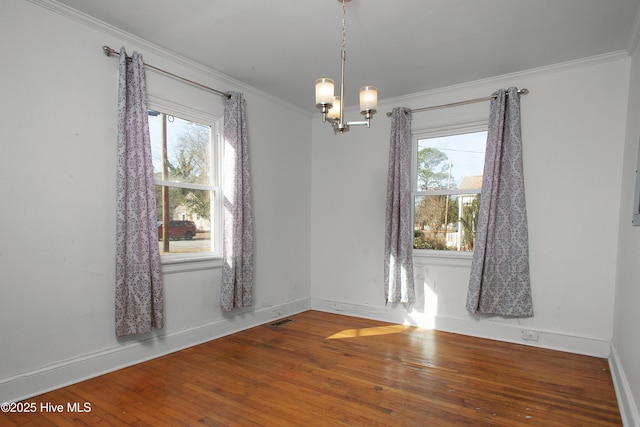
[385,88,529,117]
[102,46,230,99]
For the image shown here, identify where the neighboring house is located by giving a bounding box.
[172,205,211,232]
[446,175,482,250]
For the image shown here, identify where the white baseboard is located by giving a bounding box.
[610,344,640,427]
[310,298,611,357]
[0,299,310,404]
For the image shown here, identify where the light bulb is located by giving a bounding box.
[315,78,335,106]
[327,96,341,120]
[359,86,378,112]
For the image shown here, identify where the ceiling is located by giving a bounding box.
[56,0,640,112]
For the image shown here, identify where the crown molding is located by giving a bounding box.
[381,50,630,109]
[26,0,306,115]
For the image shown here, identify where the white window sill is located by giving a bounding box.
[412,249,473,267]
[160,254,223,274]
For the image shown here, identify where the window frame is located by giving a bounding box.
[412,120,488,258]
[147,96,223,264]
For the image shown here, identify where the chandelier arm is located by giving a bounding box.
[346,120,370,128]
[338,50,346,131]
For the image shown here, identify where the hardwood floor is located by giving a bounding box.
[1,311,621,426]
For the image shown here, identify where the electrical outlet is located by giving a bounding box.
[521,330,539,342]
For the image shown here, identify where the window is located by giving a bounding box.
[413,129,487,252]
[148,109,221,257]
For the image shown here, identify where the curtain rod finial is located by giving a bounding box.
[102,46,113,57]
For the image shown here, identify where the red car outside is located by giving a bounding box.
[158,220,197,240]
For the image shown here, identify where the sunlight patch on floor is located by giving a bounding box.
[326,324,415,339]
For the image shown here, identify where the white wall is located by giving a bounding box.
[311,54,630,358]
[0,1,311,402]
[612,41,640,426]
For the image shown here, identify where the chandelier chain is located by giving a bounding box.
[341,0,347,53]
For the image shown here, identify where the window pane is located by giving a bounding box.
[414,194,480,251]
[416,131,487,192]
[148,110,212,185]
[156,187,213,254]
[148,109,216,256]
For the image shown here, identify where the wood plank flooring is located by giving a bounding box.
[1,311,621,426]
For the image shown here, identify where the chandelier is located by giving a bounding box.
[315,0,378,134]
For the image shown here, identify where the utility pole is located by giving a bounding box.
[443,162,452,244]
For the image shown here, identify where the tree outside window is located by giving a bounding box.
[148,110,218,255]
[413,130,486,252]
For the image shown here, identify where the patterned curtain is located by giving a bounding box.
[466,87,533,317]
[384,107,415,304]
[115,48,164,337]
[221,92,254,311]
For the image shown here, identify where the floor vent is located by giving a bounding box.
[270,318,293,327]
